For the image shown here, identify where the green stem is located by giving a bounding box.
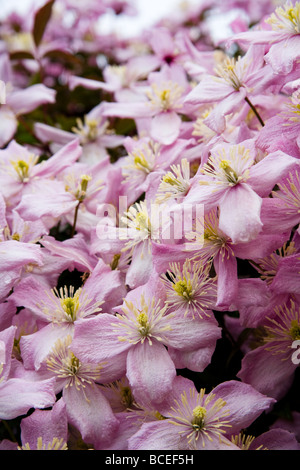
[2,420,18,443]
[245,96,265,127]
[71,201,81,238]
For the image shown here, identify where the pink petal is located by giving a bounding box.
[7,84,56,115]
[128,420,181,450]
[218,183,263,243]
[237,346,296,400]
[212,379,276,433]
[150,111,181,145]
[0,377,56,420]
[126,341,176,405]
[0,106,17,147]
[250,429,300,450]
[20,398,68,449]
[248,150,300,197]
[33,138,81,178]
[265,35,300,74]
[214,251,238,308]
[63,384,119,449]
[71,314,131,363]
[20,323,74,370]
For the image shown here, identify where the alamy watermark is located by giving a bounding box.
[95,196,205,247]
[292,340,300,365]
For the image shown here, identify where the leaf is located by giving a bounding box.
[33,0,55,47]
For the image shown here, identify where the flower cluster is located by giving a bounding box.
[0,0,300,451]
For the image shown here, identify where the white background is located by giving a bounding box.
[0,0,235,40]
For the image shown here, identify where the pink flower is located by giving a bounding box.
[0,326,56,420]
[128,379,275,450]
[18,398,69,450]
[237,299,300,400]
[0,54,56,147]
[10,258,126,370]
[228,2,300,74]
[71,275,221,406]
[180,140,300,244]
[184,45,266,133]
[101,63,191,145]
[37,334,120,450]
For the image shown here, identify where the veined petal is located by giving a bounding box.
[0,106,17,147]
[212,380,276,434]
[184,75,234,104]
[71,315,131,363]
[248,151,300,197]
[0,377,56,420]
[7,84,56,115]
[128,420,181,450]
[214,251,238,308]
[150,111,181,145]
[20,323,74,371]
[265,35,300,74]
[126,341,176,405]
[237,346,296,400]
[218,183,263,244]
[63,384,119,449]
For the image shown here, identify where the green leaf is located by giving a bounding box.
[33,0,55,47]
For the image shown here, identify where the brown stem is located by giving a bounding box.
[71,201,81,238]
[245,96,265,127]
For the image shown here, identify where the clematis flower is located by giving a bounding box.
[34,102,125,164]
[37,335,120,450]
[0,138,81,210]
[0,53,56,147]
[71,276,221,406]
[256,89,300,158]
[237,299,300,400]
[227,2,300,75]
[101,63,192,145]
[127,379,275,450]
[183,44,266,134]
[68,54,160,103]
[0,325,56,420]
[10,258,126,370]
[152,206,288,310]
[16,398,69,451]
[178,140,300,244]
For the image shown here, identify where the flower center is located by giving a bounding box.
[191,406,207,430]
[147,81,183,112]
[114,294,172,346]
[10,154,39,182]
[72,116,110,143]
[290,320,300,340]
[155,158,190,203]
[266,2,300,33]
[173,279,194,299]
[161,259,216,318]
[137,312,150,337]
[47,336,102,400]
[215,56,245,90]
[168,388,231,449]
[199,145,251,189]
[262,300,300,358]
[219,159,240,185]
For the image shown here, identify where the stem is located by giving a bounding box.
[71,201,81,237]
[2,420,18,443]
[245,96,265,127]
